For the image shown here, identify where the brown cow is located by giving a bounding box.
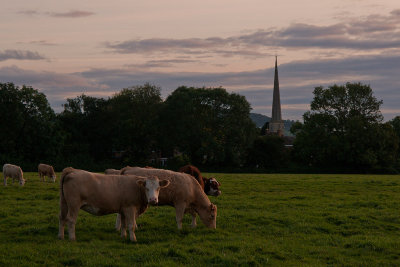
[120,167,217,229]
[104,168,121,175]
[38,163,56,182]
[3,164,25,186]
[58,167,169,242]
[178,165,221,196]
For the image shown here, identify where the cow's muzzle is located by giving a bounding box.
[148,198,158,205]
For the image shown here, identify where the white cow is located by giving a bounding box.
[3,164,25,186]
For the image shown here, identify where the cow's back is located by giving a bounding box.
[3,164,22,178]
[178,165,204,189]
[105,169,120,175]
[122,167,205,205]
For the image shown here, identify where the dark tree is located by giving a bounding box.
[108,83,163,164]
[58,83,163,167]
[390,116,400,139]
[247,135,287,169]
[292,82,398,172]
[389,116,400,168]
[58,94,110,166]
[159,86,257,166]
[0,82,62,168]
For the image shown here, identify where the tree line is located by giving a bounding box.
[1,82,399,173]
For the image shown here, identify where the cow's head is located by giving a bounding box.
[136,176,170,205]
[19,178,25,186]
[204,177,221,196]
[52,174,57,182]
[198,203,217,229]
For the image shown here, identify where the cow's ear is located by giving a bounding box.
[209,204,216,211]
[136,179,146,187]
[159,180,170,188]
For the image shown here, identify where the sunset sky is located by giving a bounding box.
[1,0,400,121]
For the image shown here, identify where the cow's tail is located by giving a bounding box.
[60,167,75,197]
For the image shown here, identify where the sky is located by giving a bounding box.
[1,0,400,121]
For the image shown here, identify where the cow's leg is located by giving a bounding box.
[115,213,121,231]
[3,176,7,186]
[65,203,79,241]
[189,210,197,228]
[135,205,147,230]
[58,195,68,239]
[124,207,137,242]
[130,213,137,242]
[120,213,127,239]
[174,203,186,230]
[135,210,140,230]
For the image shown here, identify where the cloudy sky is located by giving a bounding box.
[1,0,399,121]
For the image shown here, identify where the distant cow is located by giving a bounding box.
[38,163,56,182]
[104,169,121,175]
[3,164,25,186]
[58,167,169,242]
[120,167,217,229]
[178,165,221,196]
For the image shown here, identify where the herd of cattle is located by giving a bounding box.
[2,163,221,242]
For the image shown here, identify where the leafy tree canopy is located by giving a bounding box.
[159,86,257,166]
[0,82,61,167]
[293,82,398,172]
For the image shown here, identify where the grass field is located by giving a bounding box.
[1,172,400,266]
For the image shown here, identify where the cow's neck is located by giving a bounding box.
[193,192,210,210]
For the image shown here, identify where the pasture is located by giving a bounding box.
[1,173,400,266]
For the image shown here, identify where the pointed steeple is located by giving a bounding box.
[271,56,282,122]
[269,56,284,135]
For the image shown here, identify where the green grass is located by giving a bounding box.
[1,173,400,266]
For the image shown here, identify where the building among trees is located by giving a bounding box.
[268,56,285,136]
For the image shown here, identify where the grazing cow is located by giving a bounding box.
[104,168,121,175]
[119,167,217,229]
[178,165,221,196]
[38,163,56,182]
[3,164,25,186]
[58,167,170,242]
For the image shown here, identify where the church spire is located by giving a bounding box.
[269,56,284,135]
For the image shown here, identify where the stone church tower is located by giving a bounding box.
[269,56,284,136]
